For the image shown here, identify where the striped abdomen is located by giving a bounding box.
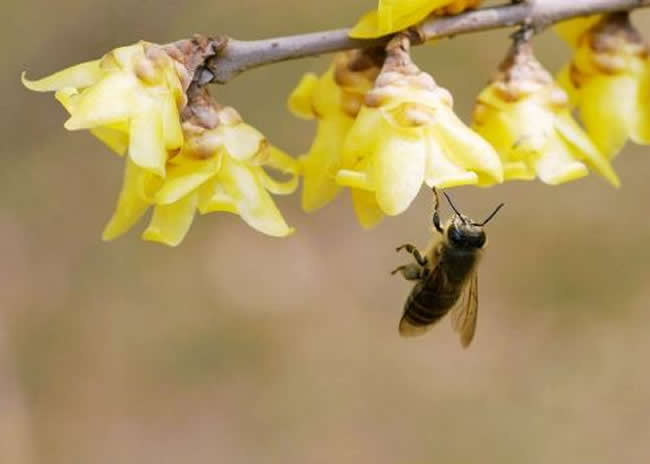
[399,246,480,336]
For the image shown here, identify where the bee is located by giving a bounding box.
[391,188,504,347]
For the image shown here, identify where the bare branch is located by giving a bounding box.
[203,0,650,84]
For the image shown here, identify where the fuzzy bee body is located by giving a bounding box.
[392,189,502,347]
[402,245,481,333]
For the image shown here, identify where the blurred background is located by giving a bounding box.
[3,1,650,463]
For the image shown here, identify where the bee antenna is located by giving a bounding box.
[443,192,464,220]
[473,203,505,227]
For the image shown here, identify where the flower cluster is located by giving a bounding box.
[24,41,297,246]
[472,41,619,186]
[21,5,650,245]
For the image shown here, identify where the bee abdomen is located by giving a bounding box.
[399,284,460,337]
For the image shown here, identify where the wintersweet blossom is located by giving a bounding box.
[557,13,650,159]
[23,41,187,176]
[288,49,384,212]
[349,0,482,39]
[336,36,502,228]
[472,42,619,186]
[105,89,298,246]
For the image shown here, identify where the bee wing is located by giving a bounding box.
[451,272,478,348]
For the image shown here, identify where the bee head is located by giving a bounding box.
[447,217,486,249]
[437,192,504,249]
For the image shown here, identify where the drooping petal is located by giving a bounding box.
[300,116,353,211]
[433,107,503,184]
[161,93,184,150]
[21,60,103,92]
[424,135,478,188]
[55,87,129,155]
[63,72,136,130]
[128,100,167,176]
[350,189,384,229]
[372,132,426,215]
[288,73,319,119]
[154,155,222,205]
[197,179,238,214]
[102,160,152,241]
[534,138,588,185]
[218,158,293,237]
[142,192,198,246]
[555,64,579,107]
[578,75,643,158]
[222,123,266,161]
[555,111,620,186]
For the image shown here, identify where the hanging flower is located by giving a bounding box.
[105,87,298,246]
[349,0,482,39]
[288,48,384,212]
[557,13,650,159]
[22,41,190,176]
[472,41,620,186]
[336,35,502,228]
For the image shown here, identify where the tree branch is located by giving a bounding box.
[203,0,650,84]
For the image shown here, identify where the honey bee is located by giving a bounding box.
[391,188,504,347]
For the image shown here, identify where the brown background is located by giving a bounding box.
[3,1,650,462]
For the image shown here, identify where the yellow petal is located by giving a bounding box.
[377,0,448,33]
[312,69,344,117]
[578,75,643,159]
[534,138,588,185]
[90,127,130,155]
[222,123,266,161]
[336,169,374,191]
[300,116,353,211]
[128,100,167,176]
[424,136,478,188]
[161,94,184,150]
[348,11,382,39]
[102,160,151,241]
[56,87,129,155]
[288,73,319,119]
[372,132,426,215]
[640,65,650,143]
[142,192,198,247]
[254,166,298,196]
[555,111,620,186]
[349,0,451,38]
[340,106,384,168]
[21,60,103,92]
[553,15,602,47]
[217,157,293,237]
[197,179,238,214]
[433,108,503,184]
[556,64,579,107]
[154,156,222,205]
[63,72,136,130]
[350,189,384,229]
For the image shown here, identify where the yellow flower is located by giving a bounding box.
[349,0,482,39]
[473,42,619,186]
[557,13,650,159]
[22,41,187,176]
[105,94,298,246]
[336,36,502,228]
[288,49,383,212]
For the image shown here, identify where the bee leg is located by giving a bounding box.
[390,263,423,281]
[395,244,427,266]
